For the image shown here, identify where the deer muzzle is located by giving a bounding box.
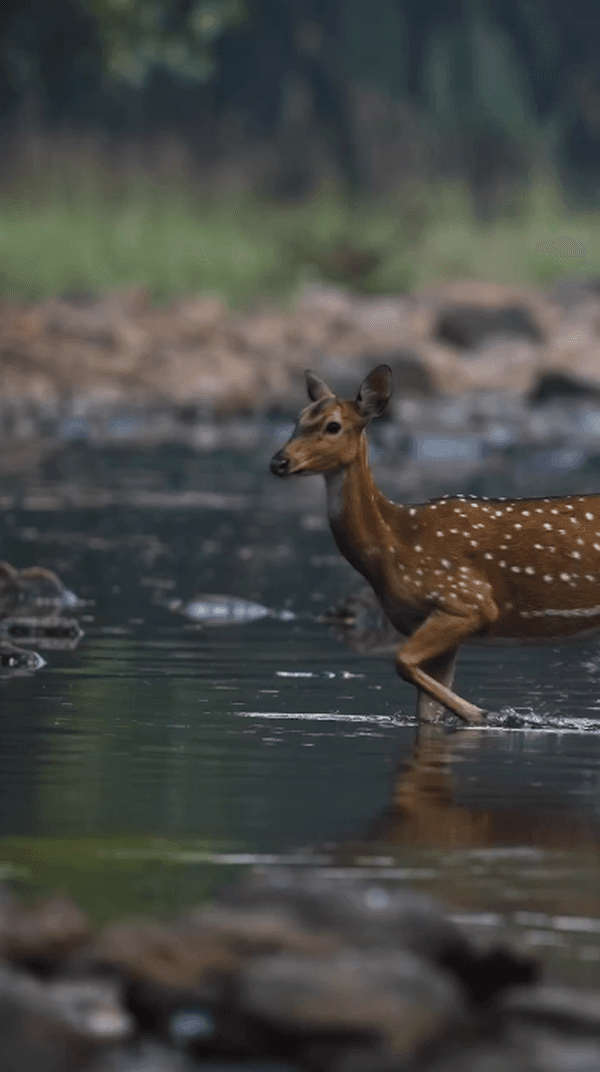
[270,450,290,477]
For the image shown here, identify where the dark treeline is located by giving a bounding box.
[1,0,600,204]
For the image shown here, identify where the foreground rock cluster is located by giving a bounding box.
[2,278,600,420]
[0,868,598,1072]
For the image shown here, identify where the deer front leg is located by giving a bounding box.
[416,649,457,723]
[395,609,491,724]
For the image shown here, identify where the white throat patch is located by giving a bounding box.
[324,468,347,523]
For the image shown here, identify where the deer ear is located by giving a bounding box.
[355,365,392,419]
[305,370,335,402]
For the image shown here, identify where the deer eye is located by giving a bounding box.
[325,421,342,435]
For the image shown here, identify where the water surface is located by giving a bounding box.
[0,426,599,984]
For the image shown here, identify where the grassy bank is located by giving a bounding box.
[1,143,597,304]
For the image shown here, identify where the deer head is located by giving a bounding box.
[270,365,393,477]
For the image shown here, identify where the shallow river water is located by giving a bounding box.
[0,419,599,986]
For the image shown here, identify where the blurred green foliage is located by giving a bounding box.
[0,139,595,303]
[1,0,599,203]
[1,836,241,921]
[0,0,598,299]
[87,0,247,86]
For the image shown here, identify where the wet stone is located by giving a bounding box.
[503,1020,600,1072]
[434,304,544,350]
[414,1040,536,1072]
[191,903,342,958]
[0,640,46,673]
[499,984,600,1032]
[528,370,600,406]
[45,977,134,1042]
[0,893,92,967]
[94,920,240,990]
[213,868,537,1002]
[89,1039,200,1072]
[0,876,597,1069]
[89,921,246,1056]
[1,616,84,650]
[0,963,127,1072]
[0,561,80,620]
[237,946,471,1067]
[0,560,84,669]
[170,594,272,626]
[547,275,600,310]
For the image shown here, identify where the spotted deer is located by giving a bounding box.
[270,364,600,724]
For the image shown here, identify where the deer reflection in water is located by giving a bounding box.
[330,587,600,858]
[367,724,600,858]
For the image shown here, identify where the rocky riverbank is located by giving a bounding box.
[2,278,600,424]
[0,867,598,1072]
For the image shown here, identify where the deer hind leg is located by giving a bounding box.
[416,649,457,723]
[395,609,489,725]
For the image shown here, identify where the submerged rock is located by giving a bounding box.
[0,562,84,661]
[0,561,80,620]
[0,640,46,674]
[170,595,294,626]
[0,616,85,650]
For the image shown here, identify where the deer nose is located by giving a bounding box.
[270,450,290,476]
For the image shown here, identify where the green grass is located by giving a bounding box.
[0,150,598,305]
[0,835,244,923]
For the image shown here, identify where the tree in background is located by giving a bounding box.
[0,0,599,204]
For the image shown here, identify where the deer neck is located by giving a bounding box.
[324,434,409,581]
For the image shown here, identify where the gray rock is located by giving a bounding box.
[434,304,544,349]
[170,595,272,626]
[216,869,537,1005]
[413,1041,535,1072]
[500,985,600,1032]
[216,868,471,971]
[528,371,600,406]
[0,893,92,964]
[547,276,600,310]
[1,616,84,650]
[0,964,130,1072]
[46,977,134,1042]
[0,641,46,674]
[88,1040,197,1072]
[505,1024,600,1072]
[238,947,470,1066]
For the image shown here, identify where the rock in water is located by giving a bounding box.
[171,595,290,626]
